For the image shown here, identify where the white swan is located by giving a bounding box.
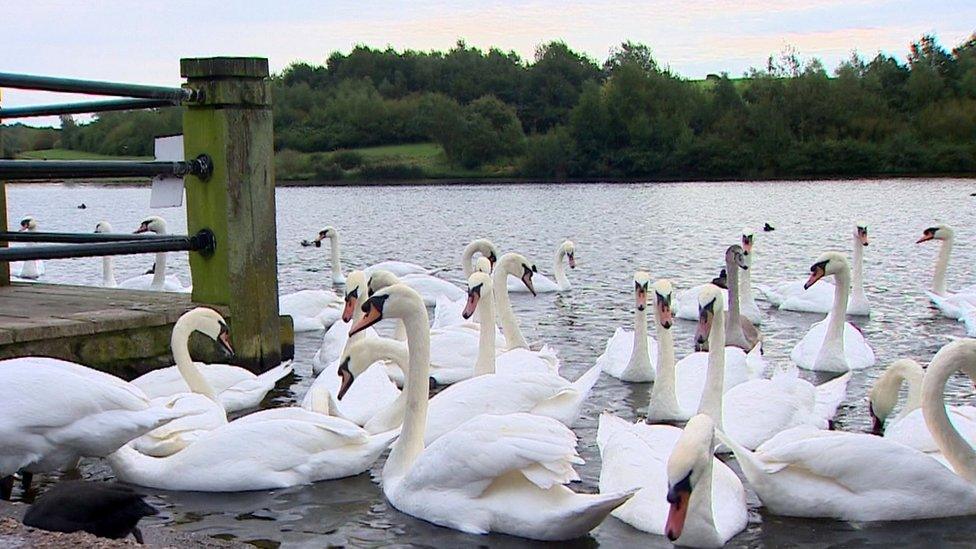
[94,221,118,288]
[341,283,633,540]
[305,336,402,427]
[343,284,589,442]
[508,240,575,293]
[106,392,397,492]
[790,252,875,372]
[461,238,499,277]
[279,289,343,333]
[311,270,378,374]
[647,282,766,423]
[116,217,188,292]
[739,228,762,324]
[869,358,976,455]
[11,216,45,281]
[131,347,292,414]
[597,272,658,382]
[307,226,429,282]
[493,252,539,350]
[432,256,493,329]
[759,223,871,316]
[0,357,184,499]
[597,413,746,547]
[717,339,976,521]
[917,225,976,319]
[130,308,234,457]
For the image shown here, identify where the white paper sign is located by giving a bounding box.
[150,135,185,208]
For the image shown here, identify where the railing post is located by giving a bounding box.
[180,57,282,372]
[0,121,8,286]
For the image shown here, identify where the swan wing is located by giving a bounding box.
[813,371,851,421]
[403,413,582,497]
[432,295,468,329]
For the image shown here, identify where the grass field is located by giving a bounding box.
[16,148,152,161]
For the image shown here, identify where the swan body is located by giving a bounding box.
[760,223,871,316]
[279,289,343,332]
[399,273,465,306]
[131,361,292,413]
[597,414,746,547]
[917,225,976,319]
[107,408,397,492]
[12,217,45,281]
[342,283,633,540]
[717,339,976,521]
[117,217,189,292]
[598,272,658,382]
[364,260,428,277]
[790,252,875,372]
[0,357,181,484]
[507,240,575,293]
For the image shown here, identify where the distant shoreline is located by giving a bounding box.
[3,173,975,187]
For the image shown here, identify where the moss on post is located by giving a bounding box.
[180,57,284,373]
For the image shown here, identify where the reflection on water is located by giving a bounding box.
[7,179,976,547]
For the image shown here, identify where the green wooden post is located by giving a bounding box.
[0,180,8,286]
[180,57,282,372]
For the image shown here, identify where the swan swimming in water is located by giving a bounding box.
[116,217,189,292]
[507,240,575,293]
[916,224,976,319]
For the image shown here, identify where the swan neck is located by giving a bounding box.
[697,313,725,428]
[933,237,952,296]
[741,254,754,299]
[725,258,742,328]
[629,305,650,367]
[922,347,976,481]
[461,242,477,278]
[554,246,569,289]
[171,322,217,400]
[649,316,678,411]
[824,268,851,347]
[851,237,867,302]
[329,234,343,280]
[102,256,117,287]
[385,307,431,478]
[475,286,497,376]
[690,449,716,534]
[151,252,167,289]
[492,264,527,350]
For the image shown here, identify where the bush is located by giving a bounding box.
[331,150,365,169]
[520,129,575,178]
[359,162,426,180]
[310,155,344,180]
[275,149,312,180]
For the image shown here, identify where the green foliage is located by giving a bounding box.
[11,32,976,180]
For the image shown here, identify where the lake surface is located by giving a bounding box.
[7,179,976,548]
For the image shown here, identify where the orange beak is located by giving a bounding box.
[567,253,576,269]
[635,287,647,311]
[521,271,537,297]
[695,309,713,348]
[462,290,480,319]
[350,304,383,336]
[218,331,235,356]
[337,363,354,400]
[658,299,674,329]
[916,234,934,244]
[859,232,869,247]
[134,223,149,234]
[741,237,753,255]
[341,296,357,323]
[665,489,690,541]
[804,266,825,290]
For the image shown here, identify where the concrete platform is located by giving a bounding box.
[0,282,293,379]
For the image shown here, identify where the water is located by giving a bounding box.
[7,179,976,547]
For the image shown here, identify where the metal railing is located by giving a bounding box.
[0,230,216,262]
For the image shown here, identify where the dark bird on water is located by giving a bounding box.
[711,268,728,289]
[77,203,87,209]
[22,481,158,544]
[763,223,775,232]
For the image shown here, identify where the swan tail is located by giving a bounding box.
[961,303,976,337]
[813,371,851,421]
[53,405,183,458]
[543,489,638,541]
[571,363,603,396]
[927,291,964,319]
[256,360,294,386]
[715,428,785,478]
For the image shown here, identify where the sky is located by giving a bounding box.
[2,0,973,127]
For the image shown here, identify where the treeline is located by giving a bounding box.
[9,34,976,179]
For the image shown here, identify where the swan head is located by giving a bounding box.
[868,358,924,435]
[633,271,652,312]
[18,217,37,231]
[367,270,400,297]
[94,221,113,234]
[463,271,493,319]
[336,337,405,400]
[695,284,724,347]
[310,226,339,248]
[917,224,953,244]
[497,252,539,296]
[469,239,499,269]
[135,216,166,234]
[740,229,754,255]
[804,251,848,290]
[725,244,748,271]
[474,256,493,274]
[653,279,674,329]
[342,270,367,322]
[666,414,715,542]
[562,240,577,269]
[855,222,869,247]
[175,307,234,356]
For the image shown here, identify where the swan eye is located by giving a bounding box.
[347,287,359,299]
[811,260,829,273]
[468,283,483,296]
[667,473,693,503]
